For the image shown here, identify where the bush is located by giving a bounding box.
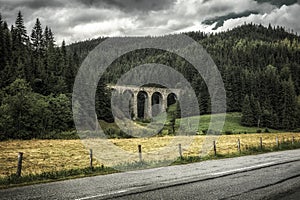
[256,129,262,133]
[103,128,133,139]
[118,130,132,139]
[0,132,6,141]
[224,130,233,135]
[104,128,119,138]
[291,128,300,132]
[137,118,151,123]
[264,128,270,133]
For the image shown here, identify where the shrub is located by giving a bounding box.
[139,118,151,123]
[224,130,233,135]
[291,128,300,132]
[103,128,133,139]
[104,128,118,138]
[256,129,262,133]
[264,128,270,133]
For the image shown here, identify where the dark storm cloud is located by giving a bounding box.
[75,0,176,12]
[1,0,300,44]
[201,0,300,31]
[203,10,259,30]
[207,4,232,13]
[25,0,64,9]
[0,0,64,10]
[254,0,299,7]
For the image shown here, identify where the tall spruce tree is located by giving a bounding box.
[241,95,255,126]
[31,18,44,54]
[14,11,28,46]
[279,78,297,129]
[11,11,29,80]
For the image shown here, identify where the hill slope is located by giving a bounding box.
[68,23,300,130]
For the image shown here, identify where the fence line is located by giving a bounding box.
[6,135,300,177]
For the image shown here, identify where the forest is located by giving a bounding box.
[0,11,300,140]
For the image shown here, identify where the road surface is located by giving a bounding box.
[1,149,300,200]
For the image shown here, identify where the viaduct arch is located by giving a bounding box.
[109,85,180,119]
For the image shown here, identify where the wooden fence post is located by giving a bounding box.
[178,144,183,159]
[89,149,93,170]
[237,139,241,154]
[292,136,295,145]
[276,136,279,148]
[16,152,23,177]
[138,145,142,162]
[213,141,217,156]
[260,137,263,150]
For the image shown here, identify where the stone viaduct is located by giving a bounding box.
[109,85,181,119]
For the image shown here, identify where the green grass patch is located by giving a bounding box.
[0,166,118,189]
[177,112,280,135]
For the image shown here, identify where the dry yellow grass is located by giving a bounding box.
[0,140,101,178]
[0,133,299,178]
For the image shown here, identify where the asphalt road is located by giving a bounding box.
[1,149,300,200]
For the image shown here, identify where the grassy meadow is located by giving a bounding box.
[1,112,299,187]
[1,133,300,179]
[127,112,281,136]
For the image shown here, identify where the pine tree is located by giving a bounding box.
[253,97,262,128]
[61,40,67,69]
[31,18,45,54]
[11,11,29,80]
[30,18,45,83]
[241,95,255,126]
[0,13,4,71]
[44,26,55,49]
[95,79,114,122]
[14,11,28,46]
[279,78,297,129]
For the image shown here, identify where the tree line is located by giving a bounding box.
[0,12,111,140]
[0,12,74,139]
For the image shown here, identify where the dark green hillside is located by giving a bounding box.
[68,23,300,130]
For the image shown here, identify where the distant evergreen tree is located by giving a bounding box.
[0,13,4,71]
[11,11,29,80]
[241,94,262,127]
[14,11,28,46]
[241,95,254,126]
[279,78,298,129]
[64,52,78,92]
[95,79,114,122]
[30,18,46,83]
[31,18,44,55]
[44,26,55,49]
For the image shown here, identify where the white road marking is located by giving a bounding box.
[209,162,275,176]
[75,189,129,200]
[76,162,277,200]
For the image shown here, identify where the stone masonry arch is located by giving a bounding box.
[152,92,163,117]
[109,85,181,119]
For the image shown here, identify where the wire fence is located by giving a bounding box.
[1,134,300,178]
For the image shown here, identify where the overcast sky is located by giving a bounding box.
[0,0,299,44]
